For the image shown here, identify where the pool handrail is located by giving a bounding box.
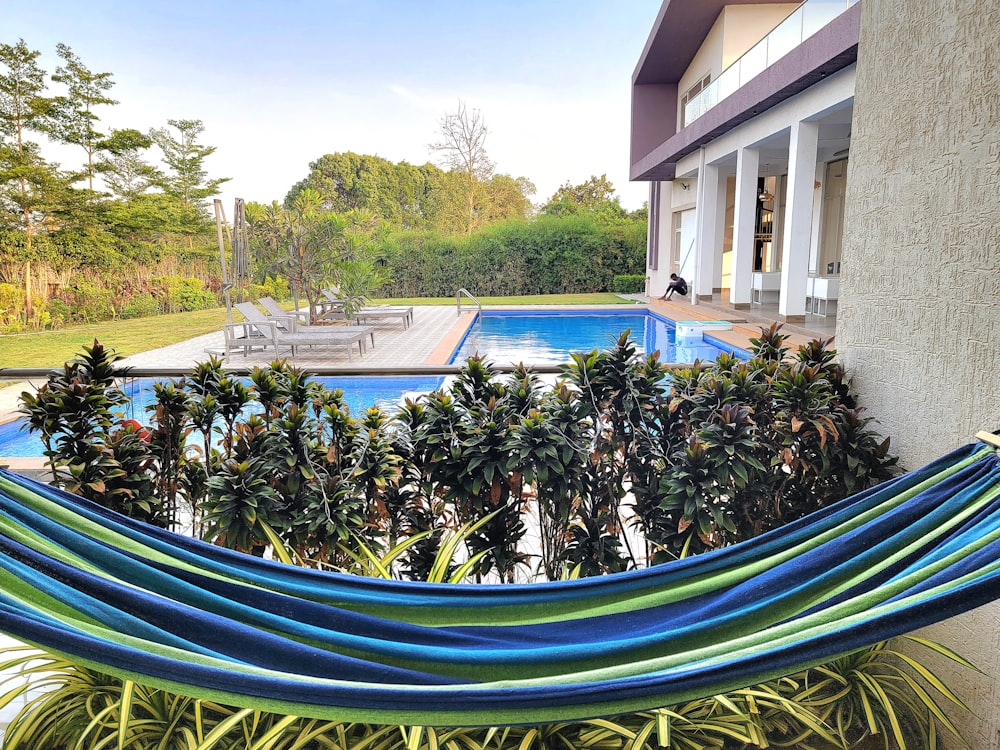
[455,288,482,317]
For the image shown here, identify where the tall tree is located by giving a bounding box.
[429,101,494,234]
[483,173,535,223]
[285,151,436,228]
[0,39,60,319]
[247,192,389,322]
[149,118,228,210]
[149,118,229,243]
[95,128,161,201]
[48,44,117,191]
[0,39,53,251]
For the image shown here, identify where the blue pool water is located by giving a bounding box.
[2,312,747,457]
[449,310,743,366]
[0,375,445,458]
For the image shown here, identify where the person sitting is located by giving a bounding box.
[658,274,688,301]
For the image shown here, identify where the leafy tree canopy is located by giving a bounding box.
[46,43,118,189]
[246,191,392,322]
[285,151,440,228]
[542,174,629,223]
[94,128,161,201]
[149,119,229,211]
[286,150,534,234]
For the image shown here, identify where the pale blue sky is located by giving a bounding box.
[8,1,661,210]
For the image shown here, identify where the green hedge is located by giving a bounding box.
[612,275,646,294]
[382,214,647,297]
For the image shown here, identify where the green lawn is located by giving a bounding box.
[0,308,230,370]
[1,294,637,369]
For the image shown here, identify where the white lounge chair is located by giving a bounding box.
[257,297,309,326]
[318,289,346,316]
[223,319,374,361]
[256,297,339,330]
[226,303,375,360]
[319,290,414,330]
[235,302,376,351]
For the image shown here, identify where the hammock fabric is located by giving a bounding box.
[1,441,1000,725]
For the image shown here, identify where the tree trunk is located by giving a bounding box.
[24,260,32,322]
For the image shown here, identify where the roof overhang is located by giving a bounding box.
[631,1,861,181]
[633,0,784,85]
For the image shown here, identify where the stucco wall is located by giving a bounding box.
[837,0,1000,747]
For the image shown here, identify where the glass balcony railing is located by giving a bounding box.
[683,0,859,127]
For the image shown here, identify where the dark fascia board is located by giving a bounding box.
[633,0,781,85]
[631,2,860,182]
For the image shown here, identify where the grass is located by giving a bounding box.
[0,294,639,370]
[0,308,229,370]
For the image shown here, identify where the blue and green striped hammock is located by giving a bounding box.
[1,439,1000,726]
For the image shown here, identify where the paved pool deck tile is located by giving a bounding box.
[117,305,470,370]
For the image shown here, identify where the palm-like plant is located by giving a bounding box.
[0,614,974,749]
[777,637,975,749]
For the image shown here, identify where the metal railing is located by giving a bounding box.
[683,0,859,126]
[455,288,482,317]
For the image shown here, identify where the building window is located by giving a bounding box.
[672,208,697,276]
[680,74,712,128]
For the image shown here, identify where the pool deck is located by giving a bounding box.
[0,298,830,445]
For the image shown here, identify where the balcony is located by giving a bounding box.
[683,0,860,127]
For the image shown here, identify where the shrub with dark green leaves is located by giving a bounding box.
[22,326,896,578]
[612,274,646,293]
[636,323,897,559]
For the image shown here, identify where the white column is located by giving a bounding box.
[655,185,672,289]
[693,160,723,304]
[730,147,758,307]
[645,182,659,296]
[807,163,824,275]
[778,120,820,320]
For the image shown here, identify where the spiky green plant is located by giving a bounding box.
[774,637,976,749]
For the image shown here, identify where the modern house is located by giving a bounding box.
[632,2,1000,747]
[631,0,858,321]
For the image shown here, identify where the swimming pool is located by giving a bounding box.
[448,309,745,365]
[0,375,446,458]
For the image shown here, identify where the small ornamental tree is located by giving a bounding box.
[637,323,896,559]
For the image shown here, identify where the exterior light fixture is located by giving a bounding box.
[759,163,773,202]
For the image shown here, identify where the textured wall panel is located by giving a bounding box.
[839,0,1000,746]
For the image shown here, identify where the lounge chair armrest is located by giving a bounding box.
[224,320,276,339]
[223,322,251,338]
[266,312,298,331]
